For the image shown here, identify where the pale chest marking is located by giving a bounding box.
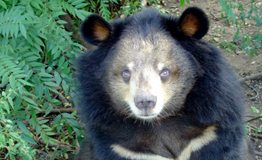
[111,126,217,160]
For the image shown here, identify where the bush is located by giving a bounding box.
[219,0,262,57]
[0,0,89,159]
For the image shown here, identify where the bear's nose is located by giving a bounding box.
[134,95,157,110]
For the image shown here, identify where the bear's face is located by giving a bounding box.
[81,7,208,120]
[104,31,199,120]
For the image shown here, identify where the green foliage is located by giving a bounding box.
[0,110,37,159]
[85,0,145,20]
[251,106,260,114]
[120,0,141,16]
[219,0,262,57]
[219,41,237,53]
[180,0,190,7]
[249,106,262,135]
[0,0,88,159]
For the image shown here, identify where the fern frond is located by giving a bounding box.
[0,36,15,54]
[57,0,89,20]
[0,0,7,9]
[0,55,28,89]
[0,7,26,37]
[99,0,110,20]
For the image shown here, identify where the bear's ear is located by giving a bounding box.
[178,7,209,39]
[81,14,111,45]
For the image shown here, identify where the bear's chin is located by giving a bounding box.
[135,113,158,120]
[131,109,160,120]
[129,108,162,120]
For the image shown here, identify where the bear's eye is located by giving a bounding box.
[122,69,131,82]
[160,69,170,81]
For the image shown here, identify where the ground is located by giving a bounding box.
[161,0,262,159]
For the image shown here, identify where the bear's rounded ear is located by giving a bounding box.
[81,14,111,45]
[178,7,209,39]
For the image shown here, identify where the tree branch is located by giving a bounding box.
[39,108,75,114]
[246,115,262,123]
[239,72,262,83]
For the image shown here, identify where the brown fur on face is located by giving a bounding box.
[103,29,200,120]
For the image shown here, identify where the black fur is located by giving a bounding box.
[80,14,112,45]
[178,7,209,39]
[75,7,252,160]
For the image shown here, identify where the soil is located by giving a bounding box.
[162,0,262,159]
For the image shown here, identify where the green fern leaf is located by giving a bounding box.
[0,0,7,9]
[0,7,26,38]
[19,23,27,38]
[30,0,43,10]
[71,0,85,6]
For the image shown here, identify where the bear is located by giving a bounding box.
[74,7,253,160]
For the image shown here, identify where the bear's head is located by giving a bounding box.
[81,7,208,120]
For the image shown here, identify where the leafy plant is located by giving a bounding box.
[219,0,262,57]
[120,0,141,16]
[0,0,88,159]
[180,0,190,7]
[87,0,144,19]
[219,41,237,53]
[248,106,262,138]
